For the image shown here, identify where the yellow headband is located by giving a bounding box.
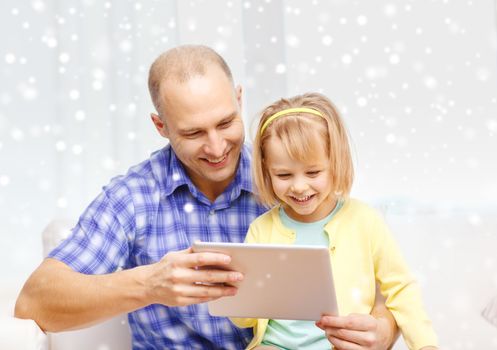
[260,107,324,135]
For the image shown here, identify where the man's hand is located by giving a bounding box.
[144,247,244,306]
[316,313,393,350]
[14,248,243,332]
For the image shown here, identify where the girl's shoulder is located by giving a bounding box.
[331,199,389,242]
[339,198,385,222]
[250,206,280,227]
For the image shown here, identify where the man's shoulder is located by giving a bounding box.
[241,143,253,164]
[103,147,170,198]
[234,143,254,191]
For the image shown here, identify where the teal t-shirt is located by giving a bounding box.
[260,201,343,349]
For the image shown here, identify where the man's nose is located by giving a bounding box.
[203,131,226,157]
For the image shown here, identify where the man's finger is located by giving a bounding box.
[180,283,238,299]
[168,250,234,269]
[189,268,244,285]
[173,295,222,307]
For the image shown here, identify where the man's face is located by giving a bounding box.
[151,66,244,199]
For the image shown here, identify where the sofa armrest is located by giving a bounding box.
[0,316,48,350]
[482,294,497,328]
[49,314,131,350]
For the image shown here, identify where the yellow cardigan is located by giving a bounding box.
[231,199,437,350]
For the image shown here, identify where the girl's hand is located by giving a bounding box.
[316,313,393,350]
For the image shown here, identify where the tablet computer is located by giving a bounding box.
[192,241,338,320]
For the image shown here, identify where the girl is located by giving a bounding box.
[232,93,438,350]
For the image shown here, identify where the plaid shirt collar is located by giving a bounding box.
[151,144,254,204]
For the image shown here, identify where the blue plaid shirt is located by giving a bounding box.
[49,144,267,349]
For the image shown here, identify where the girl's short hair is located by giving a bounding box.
[252,92,354,206]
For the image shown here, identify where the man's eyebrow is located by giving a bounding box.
[179,111,238,134]
[218,111,237,123]
[179,127,201,134]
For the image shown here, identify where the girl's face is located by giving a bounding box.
[264,136,336,223]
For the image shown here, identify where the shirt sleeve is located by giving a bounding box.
[372,212,438,350]
[48,182,134,275]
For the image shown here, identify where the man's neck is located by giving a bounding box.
[199,180,231,202]
[187,171,235,203]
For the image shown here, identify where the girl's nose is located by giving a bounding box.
[291,177,308,193]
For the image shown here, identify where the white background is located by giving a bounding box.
[1,0,497,348]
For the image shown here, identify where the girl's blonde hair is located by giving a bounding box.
[252,92,354,206]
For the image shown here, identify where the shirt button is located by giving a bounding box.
[209,209,215,216]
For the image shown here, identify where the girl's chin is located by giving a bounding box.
[287,207,317,219]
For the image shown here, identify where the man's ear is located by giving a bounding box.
[235,85,243,111]
[150,113,169,138]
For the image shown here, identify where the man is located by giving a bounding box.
[16,45,397,349]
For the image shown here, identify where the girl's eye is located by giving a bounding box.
[276,174,291,179]
[307,171,321,177]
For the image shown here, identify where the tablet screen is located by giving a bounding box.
[192,241,338,320]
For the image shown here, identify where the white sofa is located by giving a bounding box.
[0,315,131,350]
[1,220,131,350]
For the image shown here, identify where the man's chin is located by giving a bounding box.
[203,165,236,184]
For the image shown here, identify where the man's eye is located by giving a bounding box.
[219,120,233,128]
[184,132,200,138]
